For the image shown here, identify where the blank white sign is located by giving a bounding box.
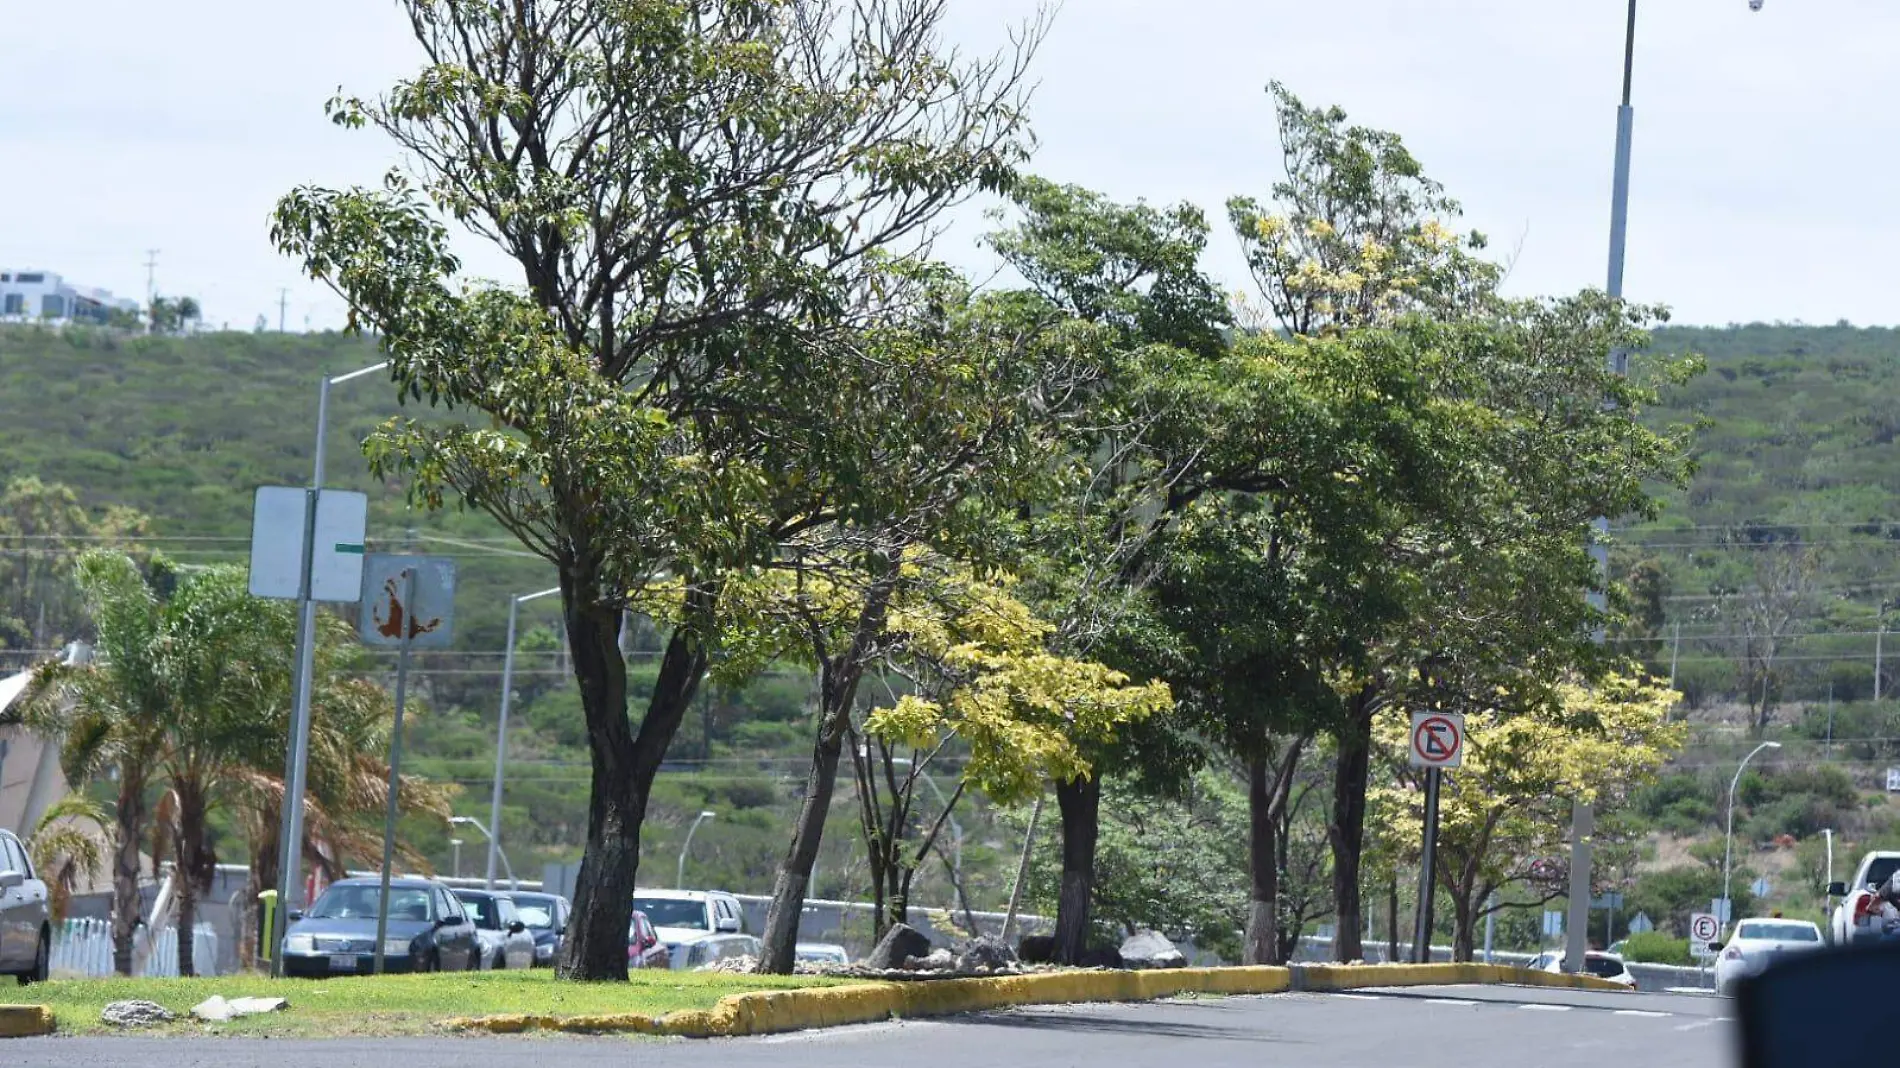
[248,486,369,602]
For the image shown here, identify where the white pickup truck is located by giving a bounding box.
[1826,851,1900,946]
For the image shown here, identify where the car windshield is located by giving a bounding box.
[633,898,709,929]
[1584,956,1626,978]
[515,905,555,929]
[1738,922,1819,942]
[309,885,433,922]
[456,893,502,928]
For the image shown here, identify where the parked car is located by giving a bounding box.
[630,889,746,965]
[795,942,850,966]
[0,829,50,984]
[1524,949,1637,988]
[627,910,670,969]
[454,888,536,970]
[677,932,763,971]
[282,877,479,976]
[1713,918,1825,994]
[507,891,570,968]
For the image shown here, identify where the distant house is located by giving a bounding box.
[0,269,141,324]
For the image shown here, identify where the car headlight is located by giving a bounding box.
[285,935,315,954]
[383,938,412,957]
[535,943,553,959]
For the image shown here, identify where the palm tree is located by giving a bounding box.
[25,795,108,923]
[17,552,172,975]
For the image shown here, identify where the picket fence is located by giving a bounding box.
[49,917,222,978]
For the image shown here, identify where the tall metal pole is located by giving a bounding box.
[1569,0,1640,976]
[677,811,715,889]
[270,360,388,977]
[1723,741,1781,931]
[487,586,559,889]
[1877,626,1885,701]
[1413,767,1442,963]
[373,567,418,975]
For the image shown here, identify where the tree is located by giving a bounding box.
[1370,671,1684,960]
[24,795,108,923]
[1726,543,1818,735]
[0,475,148,651]
[273,0,1038,980]
[847,565,1169,943]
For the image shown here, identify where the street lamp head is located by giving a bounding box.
[1765,741,1782,749]
[450,838,463,847]
[449,816,472,826]
[699,810,716,820]
[1748,0,1763,10]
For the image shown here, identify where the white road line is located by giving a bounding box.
[1675,1019,1719,1031]
[1426,998,1479,1007]
[1613,1010,1672,1018]
[1332,994,1384,1001]
[1520,1004,1572,1012]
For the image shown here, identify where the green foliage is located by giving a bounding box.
[1620,931,1693,966]
[1626,865,1757,937]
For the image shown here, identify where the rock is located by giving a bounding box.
[102,1000,175,1028]
[1077,946,1124,970]
[696,954,759,974]
[1119,930,1186,970]
[192,995,290,1022]
[1018,934,1056,964]
[905,948,954,971]
[866,923,932,970]
[956,937,1017,972]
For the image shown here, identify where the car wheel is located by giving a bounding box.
[468,948,481,972]
[19,929,49,985]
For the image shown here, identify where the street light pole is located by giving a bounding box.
[451,838,463,879]
[1567,0,1761,974]
[678,811,716,889]
[451,815,516,889]
[487,586,560,889]
[271,358,388,977]
[1723,741,1782,930]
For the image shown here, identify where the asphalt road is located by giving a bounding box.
[8,984,1737,1068]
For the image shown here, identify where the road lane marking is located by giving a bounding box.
[1675,1019,1719,1031]
[1520,1004,1572,1011]
[1614,1010,1672,1018]
[1332,994,1384,1001]
[1426,999,1478,1006]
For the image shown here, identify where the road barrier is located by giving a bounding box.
[445,960,1625,1038]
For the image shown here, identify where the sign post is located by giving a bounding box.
[1408,711,1465,962]
[359,554,455,975]
[249,485,368,977]
[1690,910,1721,987]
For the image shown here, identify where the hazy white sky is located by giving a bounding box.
[5,0,1895,331]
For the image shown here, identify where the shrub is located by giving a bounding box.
[1620,931,1692,966]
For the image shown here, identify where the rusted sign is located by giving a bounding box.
[358,555,456,648]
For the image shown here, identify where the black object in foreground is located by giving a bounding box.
[1737,940,1900,1067]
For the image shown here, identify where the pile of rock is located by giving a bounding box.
[101,1000,175,1029]
[697,926,1189,979]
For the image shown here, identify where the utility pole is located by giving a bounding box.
[1669,621,1681,690]
[278,289,290,333]
[143,249,159,305]
[1877,625,1885,702]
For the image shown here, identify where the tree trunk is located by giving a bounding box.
[1385,870,1399,964]
[111,769,146,976]
[1244,755,1280,966]
[1052,774,1100,964]
[554,580,710,981]
[1329,692,1374,962]
[1451,889,1476,962]
[174,779,210,977]
[758,576,895,975]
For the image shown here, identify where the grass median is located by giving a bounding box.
[27,969,845,1038]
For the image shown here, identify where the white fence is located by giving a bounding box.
[50,917,222,978]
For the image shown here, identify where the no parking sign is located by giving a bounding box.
[1409,711,1465,769]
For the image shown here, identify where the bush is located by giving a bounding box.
[1620,931,1692,966]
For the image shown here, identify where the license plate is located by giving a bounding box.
[328,954,360,971]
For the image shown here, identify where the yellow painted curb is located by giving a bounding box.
[1296,961,1628,993]
[445,966,1294,1037]
[0,1004,55,1038]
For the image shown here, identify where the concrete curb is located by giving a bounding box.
[0,1004,55,1038]
[446,966,1293,1037]
[445,960,1623,1038]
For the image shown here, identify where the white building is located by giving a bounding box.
[0,268,141,324]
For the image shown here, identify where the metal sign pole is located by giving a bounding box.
[373,567,418,975]
[1413,766,1442,963]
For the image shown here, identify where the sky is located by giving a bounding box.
[4,0,1897,332]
